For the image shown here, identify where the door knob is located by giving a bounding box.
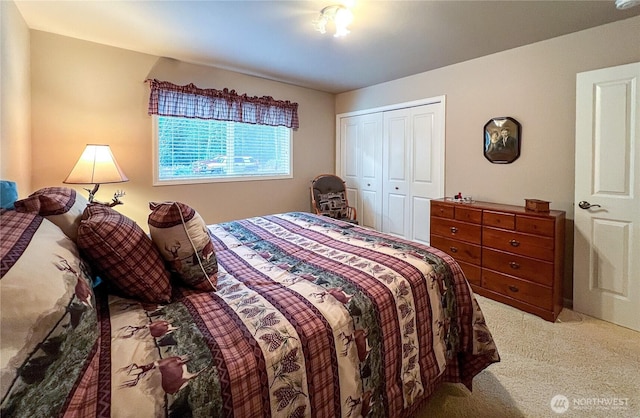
[578,201,602,210]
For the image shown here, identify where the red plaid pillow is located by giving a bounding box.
[77,204,171,303]
[14,187,88,241]
[148,202,217,292]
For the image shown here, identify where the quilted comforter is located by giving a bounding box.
[1,211,499,417]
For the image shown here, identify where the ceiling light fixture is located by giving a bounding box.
[313,4,354,37]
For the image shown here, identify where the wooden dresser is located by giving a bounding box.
[430,198,565,322]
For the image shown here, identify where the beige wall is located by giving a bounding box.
[337,16,640,217]
[30,31,335,228]
[336,16,640,303]
[0,1,31,192]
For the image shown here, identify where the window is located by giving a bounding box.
[153,116,292,184]
[147,79,298,185]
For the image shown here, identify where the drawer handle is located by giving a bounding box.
[509,239,520,247]
[509,261,520,269]
[508,285,519,293]
[450,227,458,233]
[450,246,458,253]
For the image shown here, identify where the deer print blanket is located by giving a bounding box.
[1,211,499,418]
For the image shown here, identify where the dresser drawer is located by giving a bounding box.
[431,218,481,244]
[483,210,515,230]
[516,215,555,237]
[482,227,554,261]
[482,269,553,310]
[455,207,482,224]
[482,248,553,286]
[431,235,481,265]
[457,260,481,286]
[431,201,454,219]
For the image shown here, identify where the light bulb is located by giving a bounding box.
[333,7,353,37]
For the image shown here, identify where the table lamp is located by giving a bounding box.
[63,144,128,206]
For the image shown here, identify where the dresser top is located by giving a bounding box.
[432,198,565,218]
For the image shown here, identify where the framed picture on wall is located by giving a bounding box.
[484,117,521,164]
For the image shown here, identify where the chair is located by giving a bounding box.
[310,174,357,223]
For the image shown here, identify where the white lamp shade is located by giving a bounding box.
[64,144,128,185]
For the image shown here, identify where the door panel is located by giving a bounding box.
[386,193,406,237]
[387,117,408,181]
[341,117,360,220]
[592,219,629,296]
[360,189,378,230]
[412,196,430,244]
[342,119,359,181]
[594,81,632,195]
[411,106,443,241]
[413,113,433,183]
[361,119,379,183]
[339,113,383,230]
[383,111,409,236]
[359,114,383,230]
[574,62,640,331]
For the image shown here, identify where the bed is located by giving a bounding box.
[0,186,499,418]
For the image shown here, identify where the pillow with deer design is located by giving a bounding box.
[148,202,218,292]
[0,210,98,403]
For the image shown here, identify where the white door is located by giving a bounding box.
[382,109,410,238]
[574,62,640,331]
[382,103,444,244]
[409,103,444,244]
[340,113,383,230]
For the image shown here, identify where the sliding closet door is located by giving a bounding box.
[409,103,444,244]
[340,113,383,230]
[382,102,444,244]
[382,109,410,238]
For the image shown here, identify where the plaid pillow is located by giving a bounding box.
[148,202,217,292]
[77,204,171,303]
[14,187,88,242]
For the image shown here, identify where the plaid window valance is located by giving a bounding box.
[146,79,299,129]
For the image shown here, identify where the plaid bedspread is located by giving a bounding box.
[98,213,499,417]
[5,212,498,417]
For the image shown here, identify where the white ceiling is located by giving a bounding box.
[14,0,640,93]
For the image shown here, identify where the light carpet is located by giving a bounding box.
[416,295,640,418]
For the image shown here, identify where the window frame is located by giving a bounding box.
[152,115,293,186]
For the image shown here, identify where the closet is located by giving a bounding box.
[337,98,445,244]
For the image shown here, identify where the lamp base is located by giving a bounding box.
[84,184,125,207]
[84,184,101,203]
